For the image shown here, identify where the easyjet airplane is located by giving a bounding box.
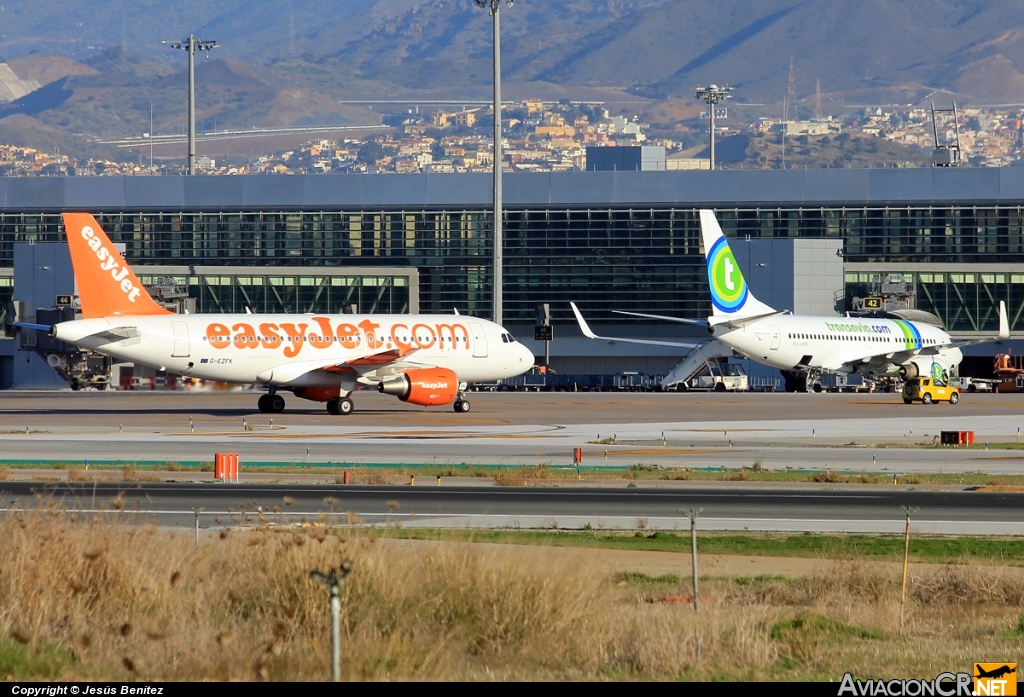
[574,209,1008,392]
[18,213,534,415]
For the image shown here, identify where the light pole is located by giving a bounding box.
[475,0,512,326]
[163,35,218,175]
[694,84,732,171]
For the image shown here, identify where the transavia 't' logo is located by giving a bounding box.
[931,362,944,379]
[707,237,747,313]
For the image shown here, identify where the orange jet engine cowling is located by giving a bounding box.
[377,368,459,406]
[293,386,341,403]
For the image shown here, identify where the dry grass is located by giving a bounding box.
[0,466,10,481]
[0,508,1022,680]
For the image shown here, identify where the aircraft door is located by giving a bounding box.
[770,325,780,351]
[171,321,190,357]
[469,322,488,358]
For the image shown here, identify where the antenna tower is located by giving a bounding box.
[785,58,796,121]
[814,79,822,121]
[930,101,963,167]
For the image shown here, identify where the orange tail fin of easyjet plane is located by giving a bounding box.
[63,213,171,319]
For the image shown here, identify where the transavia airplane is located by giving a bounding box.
[573,209,1008,393]
[16,213,534,415]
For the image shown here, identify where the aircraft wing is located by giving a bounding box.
[917,300,1009,353]
[323,346,418,370]
[256,347,419,384]
[612,310,709,325]
[571,303,698,349]
[835,301,1008,372]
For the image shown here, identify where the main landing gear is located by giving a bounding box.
[258,393,286,414]
[326,396,354,416]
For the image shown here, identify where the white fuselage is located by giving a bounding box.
[712,314,963,375]
[53,313,533,387]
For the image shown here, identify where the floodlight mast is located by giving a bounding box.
[694,84,732,171]
[163,35,218,175]
[475,0,512,325]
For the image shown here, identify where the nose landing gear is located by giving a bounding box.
[453,383,471,412]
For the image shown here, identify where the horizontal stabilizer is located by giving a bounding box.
[708,309,785,328]
[11,322,53,332]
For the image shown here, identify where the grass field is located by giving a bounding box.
[7,461,1024,488]
[0,508,1022,681]
[371,529,1024,565]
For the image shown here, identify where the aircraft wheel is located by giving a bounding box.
[949,392,959,405]
[454,399,471,413]
[922,393,933,405]
[258,394,271,413]
[338,397,354,415]
[269,394,286,413]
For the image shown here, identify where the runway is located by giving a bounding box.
[1,480,1022,535]
[4,390,1024,533]
[2,390,1024,474]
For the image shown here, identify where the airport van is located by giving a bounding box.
[902,377,959,405]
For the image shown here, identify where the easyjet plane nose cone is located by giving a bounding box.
[521,344,534,365]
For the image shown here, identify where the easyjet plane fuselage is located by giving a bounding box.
[39,212,534,416]
[713,315,962,376]
[55,313,531,387]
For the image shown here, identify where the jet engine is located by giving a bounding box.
[377,367,459,406]
[293,386,341,402]
[898,357,954,381]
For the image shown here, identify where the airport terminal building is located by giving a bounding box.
[3,167,1024,386]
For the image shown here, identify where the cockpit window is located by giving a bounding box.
[500,333,517,343]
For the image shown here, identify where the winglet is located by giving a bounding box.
[63,213,171,319]
[570,302,598,339]
[999,300,1009,339]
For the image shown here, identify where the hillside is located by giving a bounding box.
[0,50,382,154]
[694,131,933,170]
[1,1,1022,105]
[2,2,1024,162]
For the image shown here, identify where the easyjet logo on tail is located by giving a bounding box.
[80,225,143,303]
[62,212,170,319]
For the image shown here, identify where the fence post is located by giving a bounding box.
[898,505,919,636]
[191,506,203,548]
[683,507,703,659]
